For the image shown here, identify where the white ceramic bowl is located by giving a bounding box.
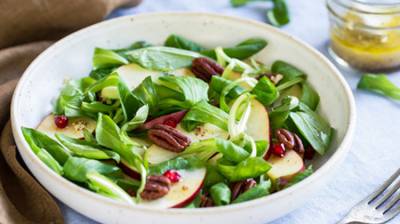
[11,12,356,224]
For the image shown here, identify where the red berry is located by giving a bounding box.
[54,115,68,129]
[163,170,181,183]
[272,143,286,157]
[163,119,178,128]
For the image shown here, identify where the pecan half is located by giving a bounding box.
[142,110,187,129]
[191,57,224,82]
[293,133,305,157]
[199,193,214,208]
[276,128,305,157]
[230,179,257,201]
[148,124,191,152]
[140,175,171,200]
[276,128,295,149]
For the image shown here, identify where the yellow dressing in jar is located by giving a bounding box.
[327,0,400,71]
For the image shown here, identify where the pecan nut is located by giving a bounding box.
[276,128,305,157]
[140,175,171,200]
[230,179,257,201]
[276,128,295,149]
[199,193,214,207]
[148,124,191,152]
[191,57,224,82]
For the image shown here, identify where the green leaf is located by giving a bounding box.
[21,127,70,164]
[209,76,246,100]
[125,46,202,71]
[149,156,204,175]
[267,0,290,27]
[95,114,145,172]
[114,41,153,55]
[251,76,279,106]
[201,38,267,60]
[63,157,121,183]
[56,134,120,162]
[210,182,231,206]
[285,165,313,188]
[54,80,84,116]
[81,101,119,113]
[157,76,209,107]
[92,48,128,70]
[37,148,64,175]
[85,74,120,101]
[289,104,333,155]
[271,61,306,86]
[121,105,149,133]
[86,171,134,204]
[269,96,299,129]
[357,74,400,100]
[182,100,229,131]
[230,0,251,7]
[204,164,226,188]
[233,179,271,203]
[300,83,320,110]
[133,77,158,114]
[89,67,117,80]
[118,80,142,123]
[217,157,271,182]
[164,34,206,52]
[255,140,269,157]
[183,138,250,163]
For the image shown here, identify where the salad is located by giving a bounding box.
[21,34,333,208]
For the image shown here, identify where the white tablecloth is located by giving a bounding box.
[61,1,400,223]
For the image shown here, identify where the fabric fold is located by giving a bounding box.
[0,0,141,223]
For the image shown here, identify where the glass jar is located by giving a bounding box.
[327,0,400,72]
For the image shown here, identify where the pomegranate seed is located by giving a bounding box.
[54,115,68,129]
[272,143,286,157]
[163,119,178,127]
[163,170,181,183]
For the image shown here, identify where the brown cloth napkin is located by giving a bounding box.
[0,0,141,223]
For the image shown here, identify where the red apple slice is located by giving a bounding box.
[140,168,206,208]
[37,114,96,139]
[266,150,305,183]
[246,99,270,141]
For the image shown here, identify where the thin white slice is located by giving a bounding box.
[146,144,178,165]
[267,150,304,181]
[140,168,206,208]
[37,114,96,139]
[246,99,270,141]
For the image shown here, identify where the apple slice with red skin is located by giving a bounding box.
[37,115,96,139]
[140,168,206,208]
[246,99,270,141]
[266,150,305,185]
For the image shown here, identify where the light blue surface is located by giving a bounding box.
[62,1,400,223]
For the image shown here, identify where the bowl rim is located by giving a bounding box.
[11,12,356,214]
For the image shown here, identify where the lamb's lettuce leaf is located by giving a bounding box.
[289,104,333,155]
[21,127,70,164]
[125,46,202,71]
[183,138,250,163]
[210,182,231,206]
[92,48,129,70]
[63,157,122,183]
[357,74,400,101]
[217,157,271,182]
[233,179,271,203]
[181,100,229,131]
[56,134,120,162]
[164,34,206,52]
[201,38,267,60]
[251,76,279,106]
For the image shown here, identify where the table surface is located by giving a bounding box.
[61,0,400,223]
